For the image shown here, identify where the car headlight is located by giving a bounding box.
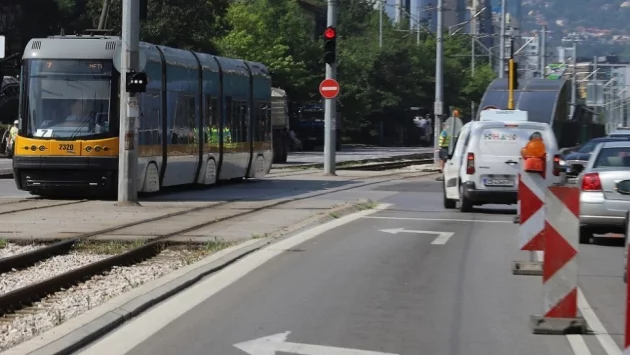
[559,159,566,166]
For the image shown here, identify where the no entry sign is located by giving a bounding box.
[319,79,340,99]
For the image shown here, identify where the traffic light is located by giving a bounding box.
[323,26,337,65]
[126,71,148,93]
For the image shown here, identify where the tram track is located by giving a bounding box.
[0,199,89,217]
[0,168,438,316]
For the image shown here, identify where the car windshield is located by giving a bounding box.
[578,141,600,153]
[24,59,117,140]
[593,147,630,169]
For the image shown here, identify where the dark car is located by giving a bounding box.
[563,136,630,176]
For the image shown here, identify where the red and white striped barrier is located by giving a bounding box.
[531,186,586,334]
[626,242,630,354]
[625,210,630,354]
[512,170,547,275]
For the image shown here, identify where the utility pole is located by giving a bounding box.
[379,0,383,48]
[569,41,577,119]
[539,25,546,78]
[499,0,506,78]
[379,0,384,146]
[433,0,444,165]
[98,0,111,30]
[118,0,140,204]
[323,0,337,175]
[470,6,476,77]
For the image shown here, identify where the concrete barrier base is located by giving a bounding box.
[530,315,588,335]
[512,261,543,275]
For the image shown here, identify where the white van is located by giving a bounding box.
[442,120,561,212]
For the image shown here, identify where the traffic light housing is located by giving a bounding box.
[323,26,337,65]
[126,71,148,93]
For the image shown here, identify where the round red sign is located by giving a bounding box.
[319,79,340,99]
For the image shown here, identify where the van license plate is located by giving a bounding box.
[484,179,513,187]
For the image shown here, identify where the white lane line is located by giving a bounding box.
[77,204,394,355]
[431,232,453,245]
[363,216,511,223]
[534,251,622,355]
[567,334,593,355]
[578,289,623,355]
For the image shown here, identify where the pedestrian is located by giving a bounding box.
[438,122,450,171]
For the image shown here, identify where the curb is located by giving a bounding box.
[3,200,376,355]
[0,168,12,179]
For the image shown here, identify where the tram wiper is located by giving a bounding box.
[68,111,96,140]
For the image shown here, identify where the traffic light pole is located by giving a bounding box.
[433,0,443,166]
[508,38,515,110]
[323,0,338,176]
[118,0,140,205]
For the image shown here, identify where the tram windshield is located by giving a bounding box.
[23,59,119,140]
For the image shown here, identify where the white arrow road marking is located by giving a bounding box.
[234,331,398,355]
[379,228,454,245]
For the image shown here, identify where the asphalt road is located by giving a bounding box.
[0,146,431,198]
[77,178,619,355]
[0,158,11,172]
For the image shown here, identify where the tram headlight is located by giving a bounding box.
[94,146,102,152]
[85,146,93,152]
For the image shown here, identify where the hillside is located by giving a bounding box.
[521,0,630,44]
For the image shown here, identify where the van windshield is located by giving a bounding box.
[478,127,545,157]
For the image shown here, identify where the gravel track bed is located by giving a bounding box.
[0,244,43,260]
[0,248,212,352]
[0,252,110,296]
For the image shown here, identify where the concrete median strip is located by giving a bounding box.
[1,200,376,355]
[275,153,434,170]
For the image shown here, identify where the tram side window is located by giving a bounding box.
[254,102,264,143]
[265,101,272,142]
[187,95,197,144]
[174,95,194,145]
[244,101,250,143]
[139,91,161,146]
[203,95,213,144]
[229,100,241,144]
[253,101,260,142]
[225,96,233,144]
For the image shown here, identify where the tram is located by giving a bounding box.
[13,34,273,196]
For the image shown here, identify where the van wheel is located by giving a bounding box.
[458,185,473,212]
[443,183,455,209]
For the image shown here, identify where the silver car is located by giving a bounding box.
[578,141,630,244]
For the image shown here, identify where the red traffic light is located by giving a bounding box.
[324,27,336,40]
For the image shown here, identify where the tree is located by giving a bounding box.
[216,0,320,101]
[84,0,229,53]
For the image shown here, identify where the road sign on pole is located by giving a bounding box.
[320,78,340,99]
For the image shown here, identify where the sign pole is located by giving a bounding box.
[433,0,444,166]
[118,0,140,205]
[324,0,338,176]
